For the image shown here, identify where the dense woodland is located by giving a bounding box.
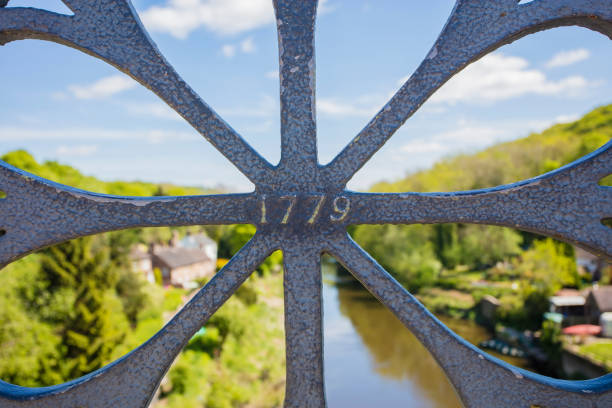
[0,103,610,406]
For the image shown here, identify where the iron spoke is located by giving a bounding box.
[344,143,612,260]
[325,232,612,408]
[0,2,275,185]
[0,232,274,408]
[274,0,319,181]
[0,162,257,267]
[323,0,612,186]
[282,236,326,408]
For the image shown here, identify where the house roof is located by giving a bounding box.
[550,296,585,307]
[180,233,216,249]
[153,247,211,270]
[589,286,612,312]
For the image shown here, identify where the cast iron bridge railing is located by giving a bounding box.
[0,0,611,407]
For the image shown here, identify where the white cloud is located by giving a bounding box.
[124,102,183,121]
[139,0,334,39]
[553,114,580,124]
[400,141,445,155]
[318,0,336,15]
[546,49,590,68]
[221,44,236,58]
[400,125,505,156]
[317,98,379,117]
[67,75,137,100]
[218,94,277,118]
[240,37,256,53]
[139,0,275,39]
[398,114,580,162]
[417,53,589,105]
[55,145,99,157]
[0,126,195,144]
[265,70,279,80]
[221,37,257,58]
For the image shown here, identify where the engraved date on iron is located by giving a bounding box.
[259,194,350,225]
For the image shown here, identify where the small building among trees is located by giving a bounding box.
[129,232,218,288]
[585,286,612,324]
[152,246,215,289]
[549,289,587,327]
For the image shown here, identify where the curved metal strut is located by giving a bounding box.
[0,0,611,407]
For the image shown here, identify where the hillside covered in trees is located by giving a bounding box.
[371,103,612,193]
[1,149,211,197]
[353,104,611,333]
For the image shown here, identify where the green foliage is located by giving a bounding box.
[353,222,521,291]
[0,256,63,386]
[541,320,562,352]
[540,320,563,374]
[0,228,154,384]
[352,224,441,292]
[514,238,579,292]
[371,104,612,193]
[493,239,578,330]
[153,267,163,286]
[218,224,256,258]
[115,268,151,326]
[218,225,282,276]
[188,327,224,356]
[0,150,288,406]
[353,104,611,294]
[36,237,130,378]
[433,224,522,269]
[579,342,612,371]
[162,287,188,312]
[162,273,286,408]
[417,288,475,318]
[0,150,214,197]
[234,277,258,306]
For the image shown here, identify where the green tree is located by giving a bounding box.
[36,237,129,379]
[353,224,441,292]
[0,255,63,387]
[218,225,282,276]
[515,238,579,292]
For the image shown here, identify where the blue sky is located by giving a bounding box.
[1,0,611,192]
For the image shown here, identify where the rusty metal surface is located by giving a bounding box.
[0,0,611,407]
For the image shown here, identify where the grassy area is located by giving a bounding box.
[578,342,612,371]
[417,288,476,318]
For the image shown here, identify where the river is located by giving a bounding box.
[322,261,530,408]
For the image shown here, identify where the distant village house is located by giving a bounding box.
[585,286,612,325]
[130,232,218,289]
[549,289,588,327]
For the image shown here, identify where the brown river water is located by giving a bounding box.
[322,262,531,408]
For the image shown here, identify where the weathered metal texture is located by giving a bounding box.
[0,0,610,407]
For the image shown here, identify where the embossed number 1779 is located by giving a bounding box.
[259,195,350,225]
